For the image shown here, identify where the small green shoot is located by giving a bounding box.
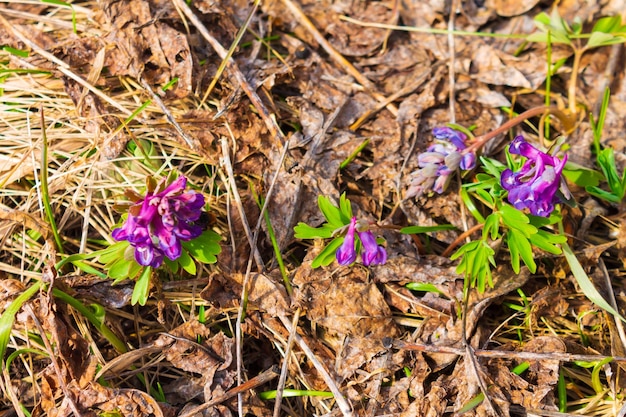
[258,389,334,400]
[339,139,369,170]
[586,88,626,203]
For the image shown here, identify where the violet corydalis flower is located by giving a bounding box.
[501,136,569,217]
[335,217,387,266]
[407,127,476,198]
[112,176,205,268]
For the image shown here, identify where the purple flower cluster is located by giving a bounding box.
[112,177,205,267]
[501,136,569,217]
[336,217,387,266]
[407,127,476,198]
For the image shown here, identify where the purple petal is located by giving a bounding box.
[357,230,387,266]
[433,127,467,150]
[336,217,357,266]
[460,152,476,170]
[160,176,187,198]
[134,243,163,267]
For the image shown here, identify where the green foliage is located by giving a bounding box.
[294,194,354,268]
[451,239,495,293]
[587,88,626,203]
[0,282,42,370]
[528,9,626,50]
[452,155,567,292]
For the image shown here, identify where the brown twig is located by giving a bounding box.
[464,105,572,154]
[441,223,484,257]
[178,366,281,417]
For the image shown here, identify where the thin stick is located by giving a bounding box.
[139,78,195,148]
[235,134,292,417]
[389,338,626,363]
[441,223,484,257]
[278,315,353,417]
[272,308,301,417]
[25,303,83,417]
[178,366,280,417]
[219,138,264,270]
[447,0,459,123]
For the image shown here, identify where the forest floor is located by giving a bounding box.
[1,0,626,416]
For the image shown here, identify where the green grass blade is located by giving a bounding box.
[0,281,42,367]
[560,226,626,324]
[39,111,64,253]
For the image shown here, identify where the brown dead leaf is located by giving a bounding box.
[77,382,165,417]
[489,0,541,17]
[471,44,532,88]
[293,262,400,362]
[220,272,290,318]
[153,321,232,375]
[97,0,192,99]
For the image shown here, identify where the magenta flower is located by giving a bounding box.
[357,230,387,266]
[500,136,569,217]
[335,217,387,266]
[336,217,358,266]
[407,127,476,198]
[112,176,205,267]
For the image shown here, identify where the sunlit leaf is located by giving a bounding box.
[131,267,152,306]
[507,229,536,273]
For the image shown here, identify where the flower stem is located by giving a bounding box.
[464,105,573,154]
[568,48,584,115]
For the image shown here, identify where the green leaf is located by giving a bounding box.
[592,15,623,34]
[311,237,344,268]
[483,213,501,241]
[294,222,334,239]
[475,188,495,207]
[452,240,495,292]
[0,281,42,368]
[479,156,507,178]
[163,257,179,274]
[599,148,626,196]
[178,249,196,275]
[99,240,130,265]
[338,193,353,222]
[460,187,485,223]
[530,229,566,254]
[405,282,444,295]
[561,240,626,324]
[587,31,621,49]
[562,162,603,187]
[182,230,221,264]
[400,224,457,234]
[586,186,622,203]
[500,205,537,237]
[131,267,151,306]
[507,229,536,273]
[317,195,344,228]
[107,258,134,280]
